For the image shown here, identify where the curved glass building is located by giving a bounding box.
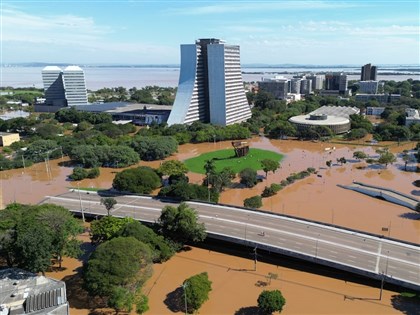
[167,39,252,126]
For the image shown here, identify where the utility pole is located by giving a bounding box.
[253,246,258,271]
[379,272,385,300]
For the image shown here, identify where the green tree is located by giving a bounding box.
[24,139,61,163]
[69,167,88,181]
[158,160,188,177]
[119,221,175,262]
[158,181,219,203]
[158,202,206,245]
[0,203,83,273]
[90,216,132,244]
[377,150,397,168]
[258,290,286,314]
[204,159,216,175]
[132,136,178,161]
[239,168,258,188]
[183,272,212,314]
[353,151,368,160]
[113,166,161,194]
[261,159,280,179]
[101,197,117,216]
[108,286,134,314]
[35,123,63,139]
[15,220,54,274]
[345,128,368,140]
[83,237,153,298]
[36,204,83,268]
[244,195,262,209]
[136,294,149,314]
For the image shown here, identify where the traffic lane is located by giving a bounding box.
[46,195,414,266]
[205,218,378,272]
[192,203,382,252]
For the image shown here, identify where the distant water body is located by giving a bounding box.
[1,66,419,90]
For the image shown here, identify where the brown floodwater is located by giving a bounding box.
[2,137,420,314]
[48,233,412,315]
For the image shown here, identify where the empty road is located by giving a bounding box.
[41,190,420,291]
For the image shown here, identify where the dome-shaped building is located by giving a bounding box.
[288,106,359,134]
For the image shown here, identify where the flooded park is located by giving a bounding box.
[2,136,419,314]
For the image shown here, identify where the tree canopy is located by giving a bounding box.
[112,166,161,194]
[83,237,153,298]
[183,272,212,314]
[239,168,258,188]
[0,203,83,273]
[158,202,206,245]
[258,290,286,314]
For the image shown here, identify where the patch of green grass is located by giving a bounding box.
[184,148,283,174]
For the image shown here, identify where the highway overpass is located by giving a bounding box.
[40,190,420,291]
[339,181,419,211]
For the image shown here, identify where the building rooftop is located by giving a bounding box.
[64,65,83,72]
[75,102,172,113]
[0,268,68,315]
[310,105,359,118]
[42,66,62,71]
[289,114,350,126]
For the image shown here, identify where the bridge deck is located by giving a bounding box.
[40,190,420,291]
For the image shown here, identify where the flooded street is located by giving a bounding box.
[2,136,419,314]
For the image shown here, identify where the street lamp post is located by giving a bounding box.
[77,182,85,222]
[181,282,188,314]
[207,173,211,202]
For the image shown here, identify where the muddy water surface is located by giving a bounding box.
[2,137,420,314]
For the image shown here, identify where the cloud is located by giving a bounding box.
[166,1,364,15]
[2,6,112,45]
[1,5,177,63]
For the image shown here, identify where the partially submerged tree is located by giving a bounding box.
[182,272,212,314]
[83,237,153,302]
[158,202,206,245]
[261,159,280,179]
[258,289,286,314]
[377,149,396,168]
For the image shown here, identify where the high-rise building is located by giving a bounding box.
[62,66,88,106]
[42,66,66,106]
[361,63,377,81]
[258,77,290,100]
[167,38,252,126]
[290,78,302,94]
[300,79,312,95]
[325,73,348,93]
[41,66,88,107]
[306,74,324,90]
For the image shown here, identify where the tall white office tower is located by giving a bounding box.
[42,66,66,106]
[62,66,88,106]
[167,38,252,126]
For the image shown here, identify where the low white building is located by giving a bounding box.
[405,108,420,126]
[0,269,69,315]
[289,106,360,134]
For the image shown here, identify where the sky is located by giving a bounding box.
[1,0,419,65]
